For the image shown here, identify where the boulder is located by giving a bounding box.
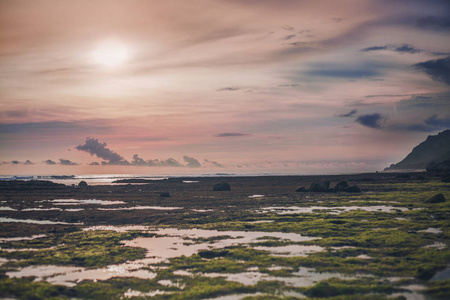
[295,187,307,192]
[78,181,88,188]
[159,192,170,198]
[309,181,330,192]
[346,185,361,193]
[213,182,231,191]
[333,181,349,192]
[425,193,446,203]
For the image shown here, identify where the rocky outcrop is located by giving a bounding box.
[385,129,450,171]
[309,181,330,192]
[425,194,446,203]
[213,182,231,191]
[297,181,361,193]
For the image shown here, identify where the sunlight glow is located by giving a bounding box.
[91,41,129,68]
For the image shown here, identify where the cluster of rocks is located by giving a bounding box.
[296,180,361,193]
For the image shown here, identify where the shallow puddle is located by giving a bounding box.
[0,217,82,225]
[260,205,411,214]
[0,234,46,243]
[98,206,183,211]
[50,199,126,205]
[419,228,442,234]
[253,245,324,257]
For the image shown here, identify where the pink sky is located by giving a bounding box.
[1,0,449,175]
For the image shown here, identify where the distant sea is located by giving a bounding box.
[0,173,293,186]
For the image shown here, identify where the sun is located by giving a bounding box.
[91,40,129,68]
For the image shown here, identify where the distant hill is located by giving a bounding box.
[385,129,450,171]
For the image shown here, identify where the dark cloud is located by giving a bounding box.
[361,44,422,54]
[59,159,78,166]
[337,109,357,118]
[361,45,389,52]
[183,156,201,168]
[217,87,240,91]
[432,52,450,56]
[43,159,56,165]
[413,56,450,85]
[11,160,20,165]
[158,158,183,167]
[216,132,247,137]
[131,154,147,166]
[355,113,384,128]
[394,44,422,54]
[76,138,125,164]
[282,34,296,40]
[23,160,33,165]
[89,162,100,165]
[416,16,450,31]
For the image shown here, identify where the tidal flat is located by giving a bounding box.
[0,173,449,299]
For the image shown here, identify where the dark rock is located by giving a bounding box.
[198,250,228,259]
[78,181,88,188]
[333,181,349,192]
[213,182,231,191]
[309,181,330,192]
[295,187,307,192]
[425,193,446,203]
[159,192,170,197]
[346,185,361,193]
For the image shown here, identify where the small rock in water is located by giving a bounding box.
[309,181,330,192]
[213,182,231,191]
[333,181,349,192]
[78,181,88,188]
[346,185,361,193]
[425,193,446,203]
[160,192,171,198]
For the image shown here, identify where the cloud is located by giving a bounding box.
[158,158,183,167]
[24,160,33,165]
[361,45,389,52]
[11,160,20,164]
[331,18,344,23]
[89,162,100,165]
[278,84,299,87]
[394,44,422,54]
[76,137,125,163]
[216,132,247,137]
[282,34,296,40]
[416,16,450,31]
[0,121,110,135]
[413,56,450,85]
[355,113,384,128]
[337,109,357,118]
[361,44,422,54]
[305,68,379,79]
[43,159,57,165]
[183,156,201,168]
[288,42,306,46]
[59,159,79,166]
[131,154,148,166]
[217,87,240,91]
[204,159,225,168]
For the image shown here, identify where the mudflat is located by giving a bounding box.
[0,173,448,299]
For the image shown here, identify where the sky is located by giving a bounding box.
[1,0,449,175]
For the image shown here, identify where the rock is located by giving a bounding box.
[333,181,349,192]
[78,181,88,188]
[159,192,170,197]
[213,182,231,191]
[295,187,307,192]
[425,193,446,203]
[309,181,330,192]
[346,185,361,193]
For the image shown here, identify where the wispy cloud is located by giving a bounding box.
[217,87,240,91]
[337,109,357,118]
